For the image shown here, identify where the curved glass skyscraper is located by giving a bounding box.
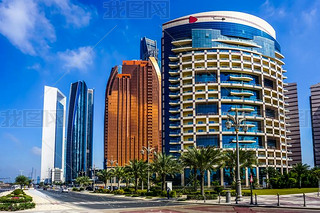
[66,81,94,183]
[162,11,290,186]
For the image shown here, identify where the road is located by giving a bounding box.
[39,189,186,210]
[27,190,320,213]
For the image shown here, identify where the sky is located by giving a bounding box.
[0,0,319,182]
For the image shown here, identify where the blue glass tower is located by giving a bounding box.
[140,37,158,61]
[162,11,290,186]
[65,81,94,183]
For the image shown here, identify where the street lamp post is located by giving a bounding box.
[89,165,96,192]
[140,146,155,192]
[225,108,249,202]
[106,157,117,191]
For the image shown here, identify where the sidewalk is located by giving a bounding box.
[184,192,320,209]
[22,189,85,212]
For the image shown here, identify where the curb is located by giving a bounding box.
[179,200,320,210]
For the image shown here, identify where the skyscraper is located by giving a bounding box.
[284,83,302,165]
[65,81,94,182]
[140,37,158,61]
[104,57,161,167]
[41,86,66,183]
[310,83,320,167]
[162,11,290,186]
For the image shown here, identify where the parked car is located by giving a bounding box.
[60,186,69,193]
[85,186,93,191]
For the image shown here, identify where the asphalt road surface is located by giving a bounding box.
[39,189,186,210]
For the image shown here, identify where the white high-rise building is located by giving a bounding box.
[40,86,66,183]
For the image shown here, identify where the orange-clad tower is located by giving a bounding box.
[104,57,161,167]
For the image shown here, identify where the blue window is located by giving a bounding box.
[266,108,276,118]
[222,135,262,148]
[221,104,261,116]
[267,139,277,149]
[170,144,181,151]
[196,103,217,115]
[195,72,216,83]
[264,79,274,89]
[196,135,218,147]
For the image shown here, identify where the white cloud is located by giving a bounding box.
[58,46,94,71]
[0,0,94,56]
[302,7,318,27]
[0,0,56,55]
[27,63,41,71]
[260,0,287,19]
[3,133,21,146]
[31,146,42,156]
[44,0,92,28]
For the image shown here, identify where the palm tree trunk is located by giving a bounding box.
[162,174,166,191]
[200,171,205,196]
[193,167,197,191]
[135,177,138,191]
[299,177,302,189]
[105,181,107,189]
[126,178,129,188]
[118,178,121,189]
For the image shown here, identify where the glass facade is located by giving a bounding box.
[140,37,158,61]
[54,102,64,169]
[66,81,94,183]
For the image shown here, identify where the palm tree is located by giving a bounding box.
[15,175,29,189]
[113,166,125,189]
[125,159,147,191]
[180,149,198,191]
[181,147,222,196]
[97,169,114,189]
[312,168,320,196]
[222,149,257,183]
[75,176,91,188]
[291,163,310,188]
[152,153,181,191]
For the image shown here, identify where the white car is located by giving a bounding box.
[60,187,69,193]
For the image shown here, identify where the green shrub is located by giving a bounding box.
[95,188,110,194]
[169,190,177,198]
[79,187,84,191]
[160,190,167,197]
[0,202,35,211]
[214,186,223,194]
[136,189,147,196]
[242,192,251,196]
[13,189,24,196]
[113,189,124,195]
[72,187,78,191]
[187,194,217,200]
[131,194,139,197]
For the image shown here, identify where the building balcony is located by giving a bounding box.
[169,55,178,61]
[221,81,261,87]
[169,123,180,129]
[169,131,180,136]
[169,84,180,90]
[169,62,179,69]
[169,115,180,121]
[172,46,193,53]
[171,39,192,46]
[169,100,180,106]
[169,92,180,97]
[169,108,180,113]
[230,106,255,112]
[168,69,179,76]
[169,77,180,83]
[230,90,254,96]
[229,75,253,81]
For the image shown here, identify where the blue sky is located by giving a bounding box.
[0,0,319,181]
